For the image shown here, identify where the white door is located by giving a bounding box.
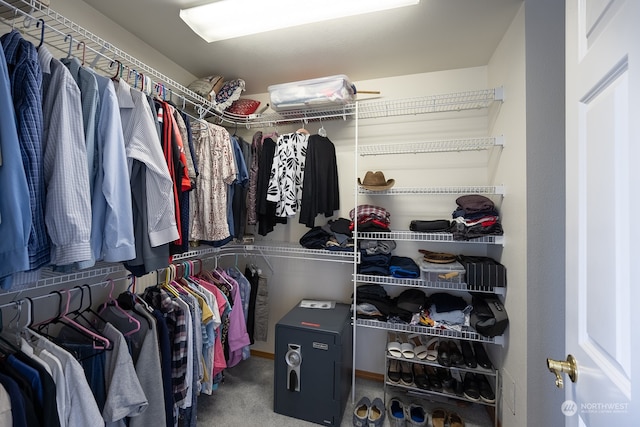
[564,0,639,425]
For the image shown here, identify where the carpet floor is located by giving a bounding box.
[195,355,495,426]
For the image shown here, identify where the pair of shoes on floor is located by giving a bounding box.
[353,396,385,427]
[431,408,464,427]
[387,397,427,427]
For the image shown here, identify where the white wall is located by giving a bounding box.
[487,5,527,427]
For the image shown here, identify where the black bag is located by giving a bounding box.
[470,294,509,337]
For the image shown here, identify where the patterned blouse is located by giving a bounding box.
[266,132,309,217]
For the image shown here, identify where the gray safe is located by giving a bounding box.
[273,301,353,426]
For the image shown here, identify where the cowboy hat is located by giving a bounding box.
[358,171,395,191]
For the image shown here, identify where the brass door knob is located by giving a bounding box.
[547,354,578,388]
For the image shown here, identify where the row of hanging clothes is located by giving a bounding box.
[248,123,341,236]
[0,19,264,287]
[0,258,268,427]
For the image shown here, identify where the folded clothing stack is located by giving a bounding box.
[450,194,503,240]
[349,204,391,232]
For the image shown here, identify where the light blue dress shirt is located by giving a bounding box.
[38,46,92,266]
[0,43,31,289]
[90,73,136,263]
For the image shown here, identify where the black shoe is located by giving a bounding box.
[437,340,451,367]
[400,361,414,386]
[460,340,477,368]
[448,340,464,366]
[412,363,430,390]
[426,366,442,391]
[437,368,456,394]
[477,374,496,403]
[463,373,480,401]
[472,341,493,370]
[387,359,401,383]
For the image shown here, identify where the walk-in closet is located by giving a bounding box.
[0,0,598,426]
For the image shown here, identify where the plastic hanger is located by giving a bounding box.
[36,19,45,49]
[59,289,111,350]
[110,59,121,81]
[99,279,141,337]
[77,41,86,66]
[318,118,327,137]
[64,34,73,59]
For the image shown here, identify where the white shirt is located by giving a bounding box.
[116,78,178,247]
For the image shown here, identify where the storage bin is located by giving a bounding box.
[268,74,356,111]
[419,259,466,283]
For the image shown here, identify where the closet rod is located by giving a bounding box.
[0,277,117,313]
[0,0,234,123]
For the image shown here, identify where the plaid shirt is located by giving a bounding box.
[1,30,49,270]
[145,287,189,407]
[349,204,391,224]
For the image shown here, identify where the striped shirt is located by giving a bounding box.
[38,46,92,266]
[1,30,49,270]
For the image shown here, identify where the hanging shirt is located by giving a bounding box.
[116,78,179,247]
[0,41,31,289]
[38,45,92,266]
[266,132,308,217]
[189,122,236,243]
[1,29,49,271]
[87,73,135,263]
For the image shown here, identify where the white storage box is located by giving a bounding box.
[419,259,466,283]
[268,75,356,111]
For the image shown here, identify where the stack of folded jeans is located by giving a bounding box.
[358,250,391,276]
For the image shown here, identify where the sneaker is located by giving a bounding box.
[353,396,370,427]
[388,397,406,427]
[462,373,480,402]
[407,403,428,427]
[368,397,386,427]
[477,374,496,403]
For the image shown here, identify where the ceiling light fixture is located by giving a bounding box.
[180,0,420,43]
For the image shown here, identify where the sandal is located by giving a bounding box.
[448,412,465,427]
[424,337,439,361]
[387,359,401,383]
[399,334,415,359]
[387,332,403,358]
[431,408,447,427]
[409,334,427,359]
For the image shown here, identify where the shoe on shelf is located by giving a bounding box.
[437,368,456,395]
[388,359,401,384]
[407,403,428,427]
[388,397,406,427]
[399,334,415,359]
[425,337,439,362]
[368,397,386,427]
[431,408,447,427]
[448,411,465,427]
[437,340,451,367]
[412,363,430,390]
[460,340,477,368]
[477,373,496,403]
[387,332,403,358]
[409,334,428,360]
[400,361,414,386]
[425,366,442,392]
[352,396,371,427]
[472,341,494,370]
[448,340,464,366]
[462,373,480,402]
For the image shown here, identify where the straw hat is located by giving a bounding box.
[357,171,395,191]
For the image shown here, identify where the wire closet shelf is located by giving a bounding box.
[0,0,503,127]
